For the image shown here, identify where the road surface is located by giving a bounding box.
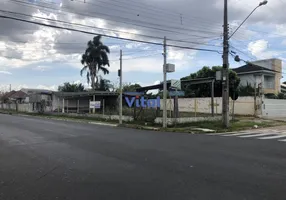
[0,114,286,200]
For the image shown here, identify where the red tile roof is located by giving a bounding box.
[1,90,16,100]
[9,90,28,99]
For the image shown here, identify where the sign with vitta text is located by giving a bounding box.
[90,101,101,109]
[125,96,160,108]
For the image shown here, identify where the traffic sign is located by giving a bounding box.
[171,79,181,90]
[90,101,101,109]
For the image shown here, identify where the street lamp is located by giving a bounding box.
[228,0,268,39]
[259,0,268,6]
[222,0,267,128]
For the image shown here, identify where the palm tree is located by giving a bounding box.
[80,35,110,90]
[99,78,112,91]
[58,82,85,92]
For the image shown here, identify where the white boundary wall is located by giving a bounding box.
[161,96,255,116]
[0,103,52,113]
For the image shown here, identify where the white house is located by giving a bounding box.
[232,58,282,94]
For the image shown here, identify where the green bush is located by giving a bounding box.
[278,93,285,99]
[264,93,277,99]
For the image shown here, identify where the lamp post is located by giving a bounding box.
[222,0,268,128]
[229,0,268,39]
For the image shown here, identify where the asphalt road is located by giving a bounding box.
[0,114,286,200]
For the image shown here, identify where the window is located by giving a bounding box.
[264,76,275,89]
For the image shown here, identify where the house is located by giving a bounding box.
[281,82,286,94]
[52,91,119,113]
[232,58,282,94]
[9,90,28,103]
[0,90,16,103]
[20,88,53,104]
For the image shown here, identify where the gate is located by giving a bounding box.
[262,99,286,117]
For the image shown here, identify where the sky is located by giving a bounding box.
[0,0,286,92]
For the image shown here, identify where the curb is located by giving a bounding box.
[118,124,160,131]
[88,121,118,127]
[1,111,118,127]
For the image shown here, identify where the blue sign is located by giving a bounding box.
[169,91,185,97]
[125,96,160,108]
[123,92,144,96]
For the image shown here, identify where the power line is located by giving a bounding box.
[7,1,216,40]
[1,52,162,62]
[0,14,221,53]
[39,0,223,27]
[0,9,222,48]
[69,0,223,31]
[229,44,256,61]
[0,9,221,47]
[8,0,222,36]
[90,0,222,25]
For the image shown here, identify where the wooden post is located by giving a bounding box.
[89,99,91,114]
[93,95,95,114]
[57,98,59,113]
[62,98,65,113]
[67,100,69,113]
[102,99,105,115]
[133,105,136,120]
[211,80,215,117]
[174,96,179,118]
[77,99,80,113]
[232,98,235,121]
[169,98,172,118]
[194,98,197,117]
[254,82,257,117]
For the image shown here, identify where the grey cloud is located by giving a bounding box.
[0,0,285,60]
[0,1,41,41]
[0,45,23,59]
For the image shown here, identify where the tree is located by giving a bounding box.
[58,82,85,92]
[98,78,112,91]
[237,83,255,96]
[122,83,142,92]
[80,35,110,90]
[181,66,240,97]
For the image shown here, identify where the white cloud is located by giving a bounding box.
[168,49,185,60]
[0,84,29,92]
[248,39,268,56]
[0,56,32,69]
[36,85,57,91]
[0,41,6,50]
[73,80,81,84]
[273,24,286,37]
[248,39,283,59]
[125,42,143,49]
[0,84,57,92]
[0,71,12,75]
[33,66,49,71]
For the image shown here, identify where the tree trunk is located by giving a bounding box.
[91,74,95,90]
[95,75,99,89]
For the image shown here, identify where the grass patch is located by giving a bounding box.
[165,119,286,133]
[1,109,286,134]
[0,110,118,124]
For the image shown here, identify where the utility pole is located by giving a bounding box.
[254,82,257,117]
[163,37,167,128]
[119,49,123,125]
[222,0,230,127]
